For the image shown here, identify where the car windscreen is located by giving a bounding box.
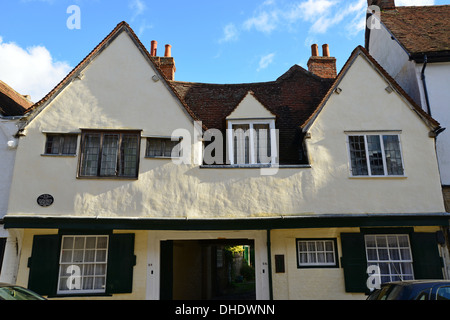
[0,286,45,300]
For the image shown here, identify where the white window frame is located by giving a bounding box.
[296,239,338,268]
[227,119,277,165]
[364,234,414,284]
[57,235,109,295]
[346,132,405,177]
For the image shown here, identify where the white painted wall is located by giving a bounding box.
[0,119,21,283]
[369,23,450,186]
[6,47,445,220]
[0,119,19,220]
[414,62,450,185]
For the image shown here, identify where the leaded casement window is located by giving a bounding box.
[227,120,277,165]
[58,235,108,294]
[347,134,404,177]
[365,234,414,284]
[145,137,181,158]
[79,130,140,178]
[44,134,78,156]
[296,239,339,268]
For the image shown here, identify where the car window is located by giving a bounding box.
[367,289,381,300]
[386,285,403,300]
[369,285,392,300]
[0,286,45,300]
[415,289,430,300]
[436,286,450,300]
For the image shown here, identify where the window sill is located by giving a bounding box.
[76,176,138,180]
[200,164,311,169]
[41,154,77,157]
[349,175,407,179]
[49,292,112,298]
[144,156,180,160]
[297,264,339,269]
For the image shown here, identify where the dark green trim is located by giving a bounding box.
[267,230,273,301]
[4,213,450,231]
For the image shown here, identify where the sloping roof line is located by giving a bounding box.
[0,80,33,116]
[302,45,440,132]
[23,21,204,129]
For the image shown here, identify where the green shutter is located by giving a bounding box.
[340,233,368,293]
[106,233,136,294]
[28,235,60,296]
[410,233,443,280]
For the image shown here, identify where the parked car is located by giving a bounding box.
[367,280,450,300]
[0,283,46,300]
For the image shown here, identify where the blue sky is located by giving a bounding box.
[0,0,448,102]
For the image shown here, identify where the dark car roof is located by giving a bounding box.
[373,280,450,300]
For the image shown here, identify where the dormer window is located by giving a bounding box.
[227,119,277,165]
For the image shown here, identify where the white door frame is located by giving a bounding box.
[145,230,270,300]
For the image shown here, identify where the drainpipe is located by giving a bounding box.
[267,229,273,300]
[420,55,432,116]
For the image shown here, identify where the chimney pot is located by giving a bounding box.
[151,40,157,56]
[322,44,330,57]
[311,44,319,57]
[164,44,172,57]
[307,44,337,79]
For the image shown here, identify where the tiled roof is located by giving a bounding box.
[380,5,450,60]
[0,80,33,116]
[169,66,334,164]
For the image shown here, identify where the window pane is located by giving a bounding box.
[349,136,368,176]
[62,135,78,155]
[45,135,60,154]
[100,134,118,176]
[120,135,138,176]
[367,135,384,175]
[383,135,404,175]
[62,237,74,249]
[254,124,271,164]
[164,140,180,158]
[146,138,162,157]
[81,134,100,176]
[97,237,108,249]
[233,124,250,164]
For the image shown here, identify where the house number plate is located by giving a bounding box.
[37,194,54,207]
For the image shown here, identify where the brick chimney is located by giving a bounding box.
[367,0,395,10]
[307,44,337,79]
[150,41,176,81]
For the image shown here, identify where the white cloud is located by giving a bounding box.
[257,53,276,71]
[238,0,368,36]
[396,0,435,5]
[292,0,337,21]
[129,0,146,21]
[0,38,72,102]
[243,10,279,34]
[219,23,239,43]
